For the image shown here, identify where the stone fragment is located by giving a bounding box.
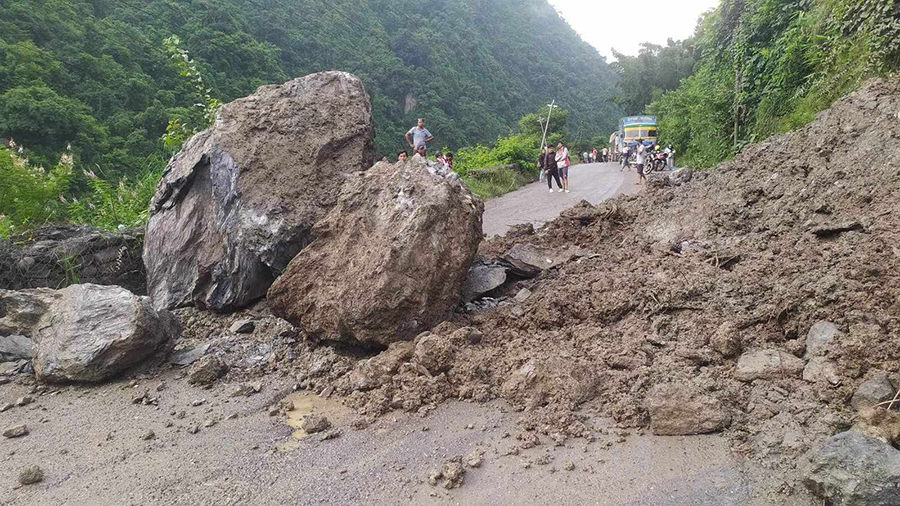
[805,321,843,358]
[461,264,507,302]
[669,167,693,185]
[144,72,376,312]
[735,349,805,382]
[15,395,32,407]
[414,333,457,374]
[803,430,900,506]
[645,383,731,436]
[802,357,841,385]
[188,356,228,386]
[229,320,255,334]
[169,344,210,367]
[0,334,33,361]
[3,424,28,438]
[851,373,896,410]
[18,466,44,485]
[514,288,533,303]
[301,414,331,434]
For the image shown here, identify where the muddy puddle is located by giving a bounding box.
[277,392,354,451]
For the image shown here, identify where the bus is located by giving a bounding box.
[619,116,658,147]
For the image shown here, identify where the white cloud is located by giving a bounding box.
[548,0,720,59]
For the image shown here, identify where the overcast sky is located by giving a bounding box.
[548,0,721,60]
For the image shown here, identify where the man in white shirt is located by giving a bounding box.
[556,142,571,193]
[635,140,647,185]
[405,118,434,157]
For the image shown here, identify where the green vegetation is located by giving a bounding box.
[0,142,73,237]
[617,0,900,168]
[0,0,620,178]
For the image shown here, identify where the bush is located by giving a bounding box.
[0,141,73,238]
[68,162,164,231]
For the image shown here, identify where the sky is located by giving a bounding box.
[548,0,721,60]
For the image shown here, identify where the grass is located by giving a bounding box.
[461,166,534,199]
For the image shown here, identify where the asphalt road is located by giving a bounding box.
[484,162,640,236]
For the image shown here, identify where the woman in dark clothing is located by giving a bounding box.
[544,146,562,192]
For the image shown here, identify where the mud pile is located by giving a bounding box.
[288,79,900,461]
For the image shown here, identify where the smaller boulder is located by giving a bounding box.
[710,322,741,358]
[0,334,33,362]
[3,424,28,438]
[18,466,44,485]
[803,430,900,506]
[805,321,843,358]
[851,373,896,410]
[414,333,457,374]
[645,383,731,435]
[803,357,841,385]
[461,265,507,302]
[188,356,228,386]
[301,414,331,434]
[669,167,693,185]
[735,349,805,382]
[500,244,579,278]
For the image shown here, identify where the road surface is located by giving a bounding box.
[484,162,640,236]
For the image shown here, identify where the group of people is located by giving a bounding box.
[395,118,453,169]
[581,148,611,164]
[538,142,572,193]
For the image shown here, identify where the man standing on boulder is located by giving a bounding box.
[406,118,434,157]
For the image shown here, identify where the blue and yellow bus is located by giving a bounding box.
[619,116,658,147]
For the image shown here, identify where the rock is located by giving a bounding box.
[144,72,375,312]
[514,288,533,303]
[461,264,507,302]
[229,383,258,397]
[268,157,483,346]
[802,357,841,385]
[17,465,44,485]
[414,333,456,374]
[141,429,155,440]
[188,356,228,386]
[319,429,341,441]
[429,456,466,489]
[0,334,32,361]
[0,225,145,294]
[645,383,731,435]
[347,342,414,391]
[851,373,896,410]
[735,349,805,382]
[564,462,576,471]
[169,343,210,367]
[15,395,32,407]
[669,167,693,185]
[3,424,28,438]
[6,284,180,383]
[803,430,900,505]
[805,321,843,358]
[229,319,255,334]
[301,414,331,434]
[499,244,583,278]
[203,419,217,428]
[0,403,11,412]
[854,407,900,445]
[710,322,741,358]
[466,451,484,468]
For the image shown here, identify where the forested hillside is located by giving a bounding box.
[614,0,900,168]
[0,0,621,178]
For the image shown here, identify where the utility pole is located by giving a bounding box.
[540,101,558,153]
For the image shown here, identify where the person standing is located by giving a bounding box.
[445,152,454,170]
[665,145,675,169]
[635,139,647,185]
[545,145,562,192]
[556,142,571,193]
[601,147,608,162]
[405,118,434,157]
[538,147,547,181]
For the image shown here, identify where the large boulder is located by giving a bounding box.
[803,430,900,505]
[268,157,483,346]
[0,225,145,294]
[1,284,179,382]
[143,72,375,312]
[645,383,731,436]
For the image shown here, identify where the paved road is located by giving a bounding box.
[484,162,640,236]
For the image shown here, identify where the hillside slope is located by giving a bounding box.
[0,0,621,176]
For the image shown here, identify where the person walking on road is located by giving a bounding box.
[405,118,434,157]
[556,142,571,193]
[545,146,562,193]
[635,139,648,185]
